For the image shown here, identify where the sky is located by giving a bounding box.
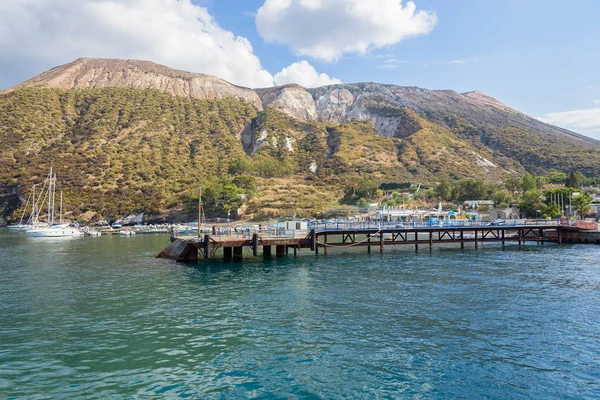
[1,0,599,138]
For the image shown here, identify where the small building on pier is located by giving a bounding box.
[285,220,308,231]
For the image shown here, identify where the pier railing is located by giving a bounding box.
[309,219,558,232]
[181,219,559,240]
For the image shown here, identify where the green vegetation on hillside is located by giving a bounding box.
[0,87,257,221]
[2,87,599,223]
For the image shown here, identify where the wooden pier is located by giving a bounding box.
[157,224,569,262]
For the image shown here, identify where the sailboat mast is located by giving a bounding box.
[18,185,33,226]
[47,167,53,227]
[26,185,36,226]
[60,191,63,224]
[35,177,49,225]
[51,174,56,226]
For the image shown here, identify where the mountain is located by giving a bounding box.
[2,58,262,109]
[257,83,600,172]
[1,58,599,224]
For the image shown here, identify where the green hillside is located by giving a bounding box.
[0,87,598,223]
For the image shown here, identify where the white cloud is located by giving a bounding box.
[256,0,437,62]
[0,0,285,89]
[593,100,600,105]
[444,58,481,65]
[540,106,600,135]
[0,0,341,90]
[378,59,411,69]
[274,61,341,87]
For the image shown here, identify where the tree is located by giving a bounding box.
[535,176,548,188]
[572,193,593,219]
[504,176,521,194]
[452,179,488,201]
[355,178,379,199]
[343,178,380,203]
[521,173,537,192]
[492,189,513,208]
[434,178,453,201]
[547,171,567,184]
[228,158,254,176]
[523,189,543,204]
[518,189,544,218]
[565,171,586,189]
[232,175,258,199]
[541,202,560,218]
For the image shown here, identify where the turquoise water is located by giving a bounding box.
[1,229,600,399]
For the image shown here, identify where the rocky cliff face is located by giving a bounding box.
[256,84,316,121]
[257,83,600,148]
[2,58,263,110]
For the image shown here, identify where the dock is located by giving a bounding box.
[156,222,581,262]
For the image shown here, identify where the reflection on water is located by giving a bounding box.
[1,229,600,398]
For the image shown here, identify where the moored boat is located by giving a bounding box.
[25,168,83,238]
[7,224,29,231]
[27,226,84,237]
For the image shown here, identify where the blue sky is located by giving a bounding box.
[204,0,600,134]
[1,0,599,138]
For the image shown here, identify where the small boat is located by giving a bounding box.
[111,222,122,229]
[119,230,135,236]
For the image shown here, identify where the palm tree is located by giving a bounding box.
[572,193,593,220]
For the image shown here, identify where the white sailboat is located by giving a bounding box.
[26,168,83,237]
[7,184,38,231]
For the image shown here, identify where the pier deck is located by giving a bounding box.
[157,224,568,262]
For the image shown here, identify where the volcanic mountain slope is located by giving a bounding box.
[258,83,600,175]
[1,58,599,223]
[2,57,262,109]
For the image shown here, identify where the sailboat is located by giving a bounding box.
[26,168,83,237]
[7,184,37,231]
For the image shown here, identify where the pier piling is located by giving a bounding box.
[203,234,210,259]
[252,233,259,256]
[233,247,243,261]
[263,245,272,258]
[276,245,286,257]
[429,231,433,252]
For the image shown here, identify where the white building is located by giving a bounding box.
[374,209,447,221]
[285,220,308,231]
[463,200,494,209]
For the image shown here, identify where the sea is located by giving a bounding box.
[1,229,600,399]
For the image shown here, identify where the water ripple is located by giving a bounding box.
[1,232,600,398]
